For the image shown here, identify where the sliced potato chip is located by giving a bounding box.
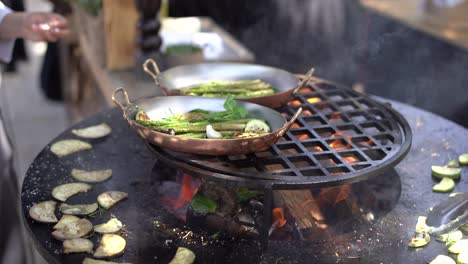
[83,257,132,264]
[29,200,58,223]
[97,191,128,209]
[53,215,80,230]
[72,123,112,139]
[63,238,94,254]
[52,183,92,202]
[59,203,99,215]
[72,169,113,183]
[169,247,196,264]
[62,218,93,239]
[93,234,126,259]
[94,217,123,234]
[51,139,92,158]
[52,230,67,241]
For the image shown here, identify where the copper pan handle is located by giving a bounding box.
[112,87,131,114]
[143,58,161,86]
[292,67,315,94]
[277,107,303,137]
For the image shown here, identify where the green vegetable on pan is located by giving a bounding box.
[433,177,456,193]
[431,166,462,180]
[459,153,468,165]
[408,232,431,248]
[176,79,277,99]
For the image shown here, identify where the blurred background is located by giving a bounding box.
[1,0,468,263]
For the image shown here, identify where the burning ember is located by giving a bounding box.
[160,174,202,220]
[272,208,287,227]
[307,97,321,104]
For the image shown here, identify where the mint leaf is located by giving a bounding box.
[223,95,236,112]
[191,193,217,214]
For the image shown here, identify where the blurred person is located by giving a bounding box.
[0,2,69,263]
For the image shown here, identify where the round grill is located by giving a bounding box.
[149,78,412,189]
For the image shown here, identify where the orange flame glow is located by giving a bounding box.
[164,174,201,209]
[288,100,302,106]
[343,156,360,163]
[307,97,321,104]
[299,87,313,94]
[329,112,341,122]
[272,208,287,227]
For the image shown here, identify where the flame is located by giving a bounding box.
[302,110,313,116]
[329,112,341,123]
[318,185,351,206]
[328,132,351,150]
[272,208,287,227]
[299,87,313,94]
[290,123,300,129]
[307,97,321,104]
[296,133,310,141]
[313,146,324,152]
[162,174,201,209]
[288,100,302,106]
[343,156,360,163]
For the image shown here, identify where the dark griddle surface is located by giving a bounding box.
[21,100,468,264]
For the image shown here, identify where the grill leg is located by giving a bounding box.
[260,186,273,246]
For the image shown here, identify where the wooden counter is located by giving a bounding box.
[360,0,468,51]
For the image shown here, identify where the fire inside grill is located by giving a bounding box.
[150,78,411,242]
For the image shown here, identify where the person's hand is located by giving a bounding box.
[20,12,69,42]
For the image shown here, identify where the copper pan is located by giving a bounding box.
[143,59,315,109]
[112,87,302,156]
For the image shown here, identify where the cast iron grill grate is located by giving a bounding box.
[150,78,412,189]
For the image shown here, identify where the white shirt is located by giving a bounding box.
[0,2,14,63]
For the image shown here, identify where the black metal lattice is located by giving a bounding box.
[150,78,412,189]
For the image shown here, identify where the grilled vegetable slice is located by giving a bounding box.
[52,183,92,202]
[448,160,460,168]
[83,258,132,264]
[430,255,456,264]
[244,119,270,133]
[169,247,196,264]
[53,215,80,230]
[459,154,468,165]
[449,239,468,254]
[408,232,430,248]
[29,200,58,223]
[71,169,113,183]
[94,218,123,234]
[458,252,468,264]
[72,123,112,139]
[433,177,456,193]
[63,238,94,254]
[93,234,126,259]
[52,230,67,241]
[432,166,462,180]
[59,203,99,215]
[51,139,92,157]
[415,216,429,233]
[62,218,93,239]
[436,230,463,243]
[97,191,128,209]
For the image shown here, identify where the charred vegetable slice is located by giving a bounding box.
[72,123,112,139]
[449,239,468,254]
[59,203,99,216]
[94,218,123,234]
[415,216,429,233]
[436,230,463,243]
[63,238,94,254]
[169,247,196,264]
[62,218,93,239]
[433,177,456,193]
[52,183,92,202]
[459,154,468,166]
[53,215,80,230]
[97,191,128,209]
[29,200,58,223]
[430,255,456,264]
[71,169,113,183]
[50,139,92,157]
[52,230,67,241]
[83,258,132,264]
[432,166,462,180]
[93,234,126,259]
[244,119,270,133]
[458,252,468,264]
[408,232,431,248]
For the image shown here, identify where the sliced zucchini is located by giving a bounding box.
[50,139,92,158]
[448,239,468,254]
[430,255,456,264]
[82,258,132,264]
[52,230,67,241]
[458,251,468,264]
[63,238,94,254]
[71,169,113,183]
[432,166,462,180]
[52,183,92,202]
[62,218,93,239]
[459,154,468,166]
[93,234,126,259]
[433,177,456,193]
[244,119,270,133]
[53,215,80,230]
[447,160,460,168]
[94,218,123,234]
[408,232,430,248]
[97,191,128,210]
[29,200,58,223]
[415,216,429,233]
[72,123,112,139]
[436,230,463,243]
[169,247,196,264]
[59,203,99,216]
